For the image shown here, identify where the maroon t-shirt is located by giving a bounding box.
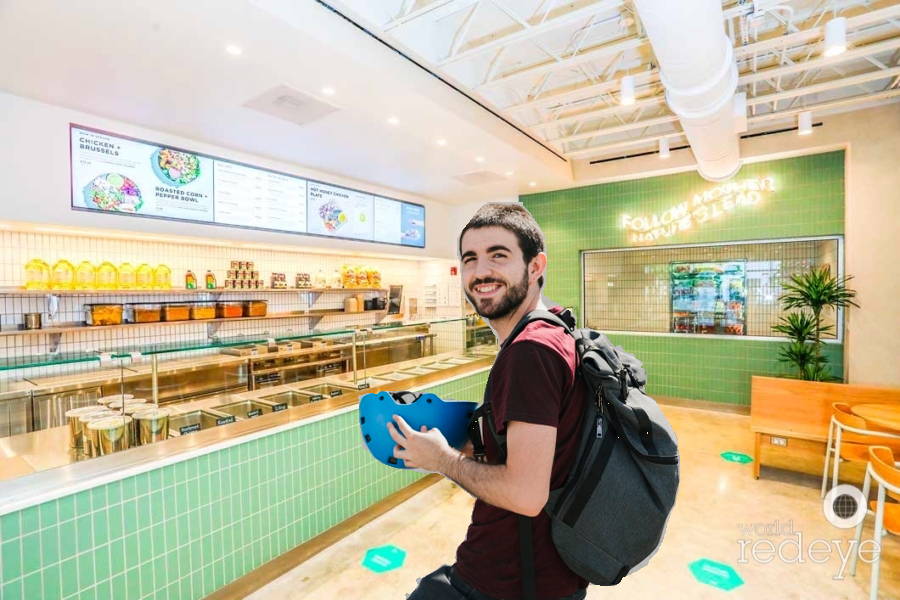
[454,308,589,599]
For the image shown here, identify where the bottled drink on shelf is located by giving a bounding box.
[205,270,216,290]
[135,264,154,290]
[185,270,197,290]
[118,263,136,290]
[96,262,118,290]
[75,261,96,290]
[51,259,76,290]
[24,258,50,290]
[154,264,172,290]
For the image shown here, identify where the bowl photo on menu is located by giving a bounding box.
[319,200,346,232]
[152,148,202,186]
[83,173,143,212]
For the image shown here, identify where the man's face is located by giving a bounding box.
[460,226,530,320]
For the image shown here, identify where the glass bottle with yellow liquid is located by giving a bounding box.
[118,263,136,290]
[154,264,172,290]
[135,264,154,290]
[75,261,96,290]
[51,259,76,290]
[96,262,118,290]
[24,258,50,290]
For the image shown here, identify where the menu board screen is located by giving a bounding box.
[69,125,425,248]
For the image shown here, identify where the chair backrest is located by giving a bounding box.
[833,402,869,430]
[869,446,900,495]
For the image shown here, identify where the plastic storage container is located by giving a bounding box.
[162,303,191,322]
[118,263,136,290]
[190,302,216,320]
[216,301,243,318]
[51,259,76,290]
[84,304,124,326]
[96,262,118,290]
[24,258,50,290]
[75,261,96,290]
[135,264,155,290]
[125,303,162,324]
[242,300,268,317]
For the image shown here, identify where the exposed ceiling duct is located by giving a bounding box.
[631,0,741,181]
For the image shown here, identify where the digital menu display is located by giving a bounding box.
[69,125,425,248]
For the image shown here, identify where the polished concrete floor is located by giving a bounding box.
[248,405,900,599]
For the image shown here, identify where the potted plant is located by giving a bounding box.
[771,266,859,381]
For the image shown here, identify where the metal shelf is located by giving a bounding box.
[0,287,387,296]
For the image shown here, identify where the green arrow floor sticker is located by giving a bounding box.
[689,558,744,591]
[362,545,407,573]
[721,451,753,464]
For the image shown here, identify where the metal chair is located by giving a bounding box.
[849,446,900,599]
[821,402,900,499]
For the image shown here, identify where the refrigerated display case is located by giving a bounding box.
[670,260,746,336]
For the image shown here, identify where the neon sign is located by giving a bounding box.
[621,177,775,244]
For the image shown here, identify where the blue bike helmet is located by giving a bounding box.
[359,391,479,469]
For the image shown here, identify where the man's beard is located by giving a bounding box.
[465,269,529,320]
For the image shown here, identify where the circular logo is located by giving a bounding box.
[823,484,866,529]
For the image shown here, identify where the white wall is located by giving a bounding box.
[0,92,456,259]
[574,104,900,388]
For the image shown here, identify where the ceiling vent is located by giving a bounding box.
[244,84,340,127]
[453,171,508,186]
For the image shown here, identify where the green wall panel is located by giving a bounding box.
[0,370,489,599]
[522,151,846,404]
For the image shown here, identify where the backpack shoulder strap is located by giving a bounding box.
[466,309,574,463]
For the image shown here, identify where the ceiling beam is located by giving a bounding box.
[733,4,900,61]
[550,114,680,145]
[738,37,900,86]
[475,36,645,91]
[437,0,625,66]
[527,94,666,130]
[384,0,460,31]
[746,66,900,106]
[503,67,659,113]
[564,88,900,161]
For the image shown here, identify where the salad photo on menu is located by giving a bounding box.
[152,148,202,186]
[306,182,374,240]
[83,173,143,212]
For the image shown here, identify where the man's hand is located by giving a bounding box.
[387,415,457,472]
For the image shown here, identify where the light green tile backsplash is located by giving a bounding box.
[0,370,489,599]
[522,151,846,404]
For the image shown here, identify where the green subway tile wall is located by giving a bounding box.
[0,369,489,600]
[522,151,846,404]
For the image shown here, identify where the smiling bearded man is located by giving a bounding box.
[394,203,589,600]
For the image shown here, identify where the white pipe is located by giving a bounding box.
[632,0,741,181]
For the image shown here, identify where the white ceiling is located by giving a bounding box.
[0,0,572,204]
[330,0,900,163]
[1,0,897,206]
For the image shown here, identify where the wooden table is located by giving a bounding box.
[851,404,900,432]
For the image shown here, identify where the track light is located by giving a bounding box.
[659,137,670,158]
[798,111,813,135]
[824,17,847,57]
[620,76,635,106]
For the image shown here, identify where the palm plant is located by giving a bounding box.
[773,266,859,381]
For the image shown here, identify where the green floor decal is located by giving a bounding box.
[720,451,753,464]
[362,545,407,573]
[689,558,744,591]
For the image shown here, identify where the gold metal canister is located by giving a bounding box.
[97,393,135,406]
[133,408,171,445]
[88,416,133,456]
[122,403,158,445]
[65,406,107,449]
[80,411,114,456]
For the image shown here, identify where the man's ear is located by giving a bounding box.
[529,253,547,285]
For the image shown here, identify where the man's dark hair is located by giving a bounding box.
[459,203,546,288]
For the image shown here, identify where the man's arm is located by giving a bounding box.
[390,417,556,517]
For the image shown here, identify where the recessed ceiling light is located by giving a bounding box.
[476,156,485,163]
[505,171,515,177]
[436,138,447,146]
[225,45,243,56]
[529,181,537,187]
[387,116,399,125]
[321,87,336,96]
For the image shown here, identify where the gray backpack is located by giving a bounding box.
[467,310,679,600]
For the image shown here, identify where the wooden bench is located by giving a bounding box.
[750,376,900,479]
